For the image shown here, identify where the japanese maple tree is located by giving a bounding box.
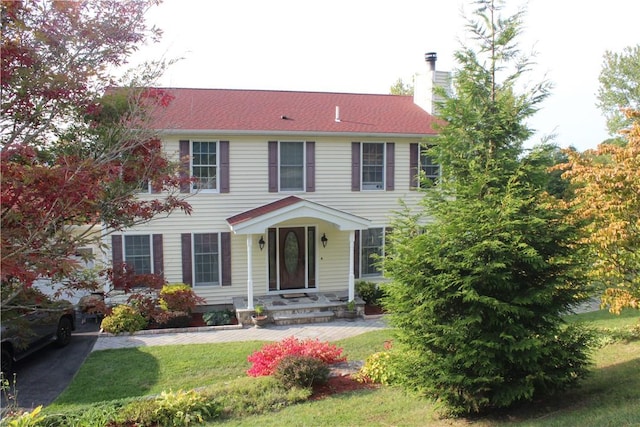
[1,1,191,304]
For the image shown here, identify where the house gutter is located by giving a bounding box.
[157,129,438,139]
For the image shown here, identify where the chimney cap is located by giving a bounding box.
[425,52,437,62]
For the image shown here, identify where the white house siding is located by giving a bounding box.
[109,133,436,304]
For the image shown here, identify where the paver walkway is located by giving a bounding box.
[92,318,388,351]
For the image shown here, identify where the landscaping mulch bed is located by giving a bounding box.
[311,375,379,400]
[365,304,385,315]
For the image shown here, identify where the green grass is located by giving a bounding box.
[565,307,639,328]
[47,310,640,426]
[49,341,266,409]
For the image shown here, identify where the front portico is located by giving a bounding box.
[226,196,370,309]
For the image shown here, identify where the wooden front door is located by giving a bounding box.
[279,227,306,290]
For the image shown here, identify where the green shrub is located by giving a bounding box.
[356,280,385,306]
[100,305,147,335]
[40,399,131,426]
[354,351,399,385]
[593,324,640,347]
[202,310,234,326]
[0,405,45,427]
[273,355,330,388]
[208,376,310,418]
[159,284,205,313]
[117,389,220,427]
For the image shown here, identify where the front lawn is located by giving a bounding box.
[43,310,640,426]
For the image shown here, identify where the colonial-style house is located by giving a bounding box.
[105,53,449,322]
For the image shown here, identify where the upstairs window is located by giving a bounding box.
[420,145,440,186]
[179,140,229,194]
[410,142,440,189]
[268,141,315,193]
[279,141,304,191]
[192,141,218,191]
[362,143,385,190]
[352,142,394,191]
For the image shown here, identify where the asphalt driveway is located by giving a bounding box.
[4,320,100,410]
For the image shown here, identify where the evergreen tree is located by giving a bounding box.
[383,0,593,416]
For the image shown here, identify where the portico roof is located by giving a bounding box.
[226,196,371,234]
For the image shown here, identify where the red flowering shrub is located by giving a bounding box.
[247,336,346,377]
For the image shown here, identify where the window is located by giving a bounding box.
[193,233,219,286]
[352,142,394,191]
[279,141,304,191]
[362,143,385,190]
[269,141,315,193]
[137,180,151,193]
[420,145,440,186]
[361,227,383,276]
[192,141,217,191]
[179,140,229,194]
[124,235,152,274]
[74,247,95,269]
[181,232,230,286]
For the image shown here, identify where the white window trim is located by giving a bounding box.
[191,140,219,193]
[361,142,386,191]
[192,232,222,287]
[278,141,306,193]
[123,234,154,275]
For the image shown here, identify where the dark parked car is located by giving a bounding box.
[1,288,76,375]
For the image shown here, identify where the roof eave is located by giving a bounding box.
[157,129,437,139]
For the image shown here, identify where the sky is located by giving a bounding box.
[125,0,640,152]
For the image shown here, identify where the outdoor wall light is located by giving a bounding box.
[258,236,265,251]
[321,233,328,248]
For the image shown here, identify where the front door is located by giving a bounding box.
[279,227,306,290]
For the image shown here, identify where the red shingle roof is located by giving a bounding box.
[226,196,302,226]
[152,88,439,135]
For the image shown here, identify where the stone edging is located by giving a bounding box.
[99,323,243,337]
[99,315,387,337]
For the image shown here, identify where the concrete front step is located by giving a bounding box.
[272,310,335,326]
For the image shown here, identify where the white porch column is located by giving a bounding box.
[246,234,254,310]
[348,230,355,302]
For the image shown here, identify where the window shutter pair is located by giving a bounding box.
[179,140,229,193]
[181,232,232,286]
[268,141,315,192]
[351,142,395,191]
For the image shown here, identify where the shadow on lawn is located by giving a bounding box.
[483,354,640,425]
[54,347,160,405]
